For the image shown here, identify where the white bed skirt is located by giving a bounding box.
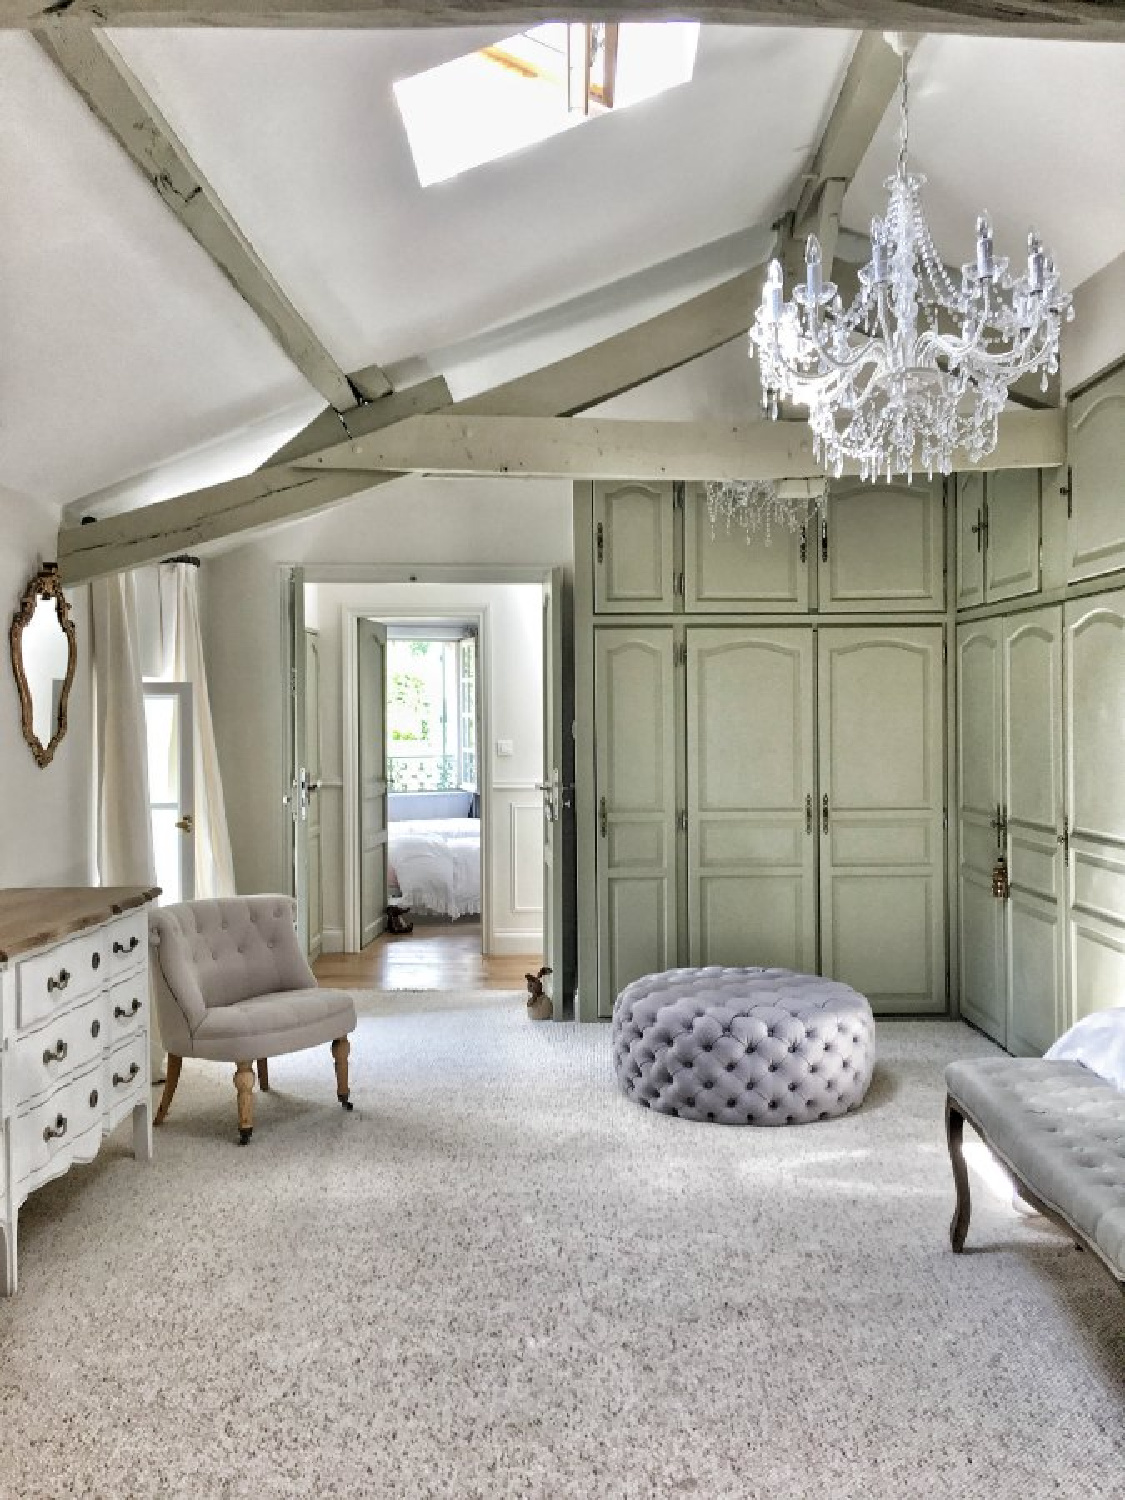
[387,817,481,919]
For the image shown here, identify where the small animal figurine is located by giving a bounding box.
[525,965,553,1021]
[386,903,414,934]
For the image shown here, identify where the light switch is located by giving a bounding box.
[496,738,514,757]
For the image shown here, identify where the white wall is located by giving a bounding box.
[1063,252,1125,393]
[202,473,571,905]
[309,580,544,955]
[0,486,94,887]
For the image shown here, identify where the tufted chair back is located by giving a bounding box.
[150,897,316,1039]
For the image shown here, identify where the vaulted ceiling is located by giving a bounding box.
[1,16,1123,521]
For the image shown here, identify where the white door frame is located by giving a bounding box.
[343,603,492,954]
[142,680,196,904]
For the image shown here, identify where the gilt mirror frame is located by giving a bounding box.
[9,563,77,769]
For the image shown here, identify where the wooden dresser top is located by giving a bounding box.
[0,887,160,964]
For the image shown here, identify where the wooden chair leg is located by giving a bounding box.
[331,1037,353,1111]
[257,1058,269,1091]
[154,1055,183,1127]
[234,1061,255,1145]
[946,1095,972,1253]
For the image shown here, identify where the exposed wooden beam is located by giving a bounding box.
[56,264,773,582]
[11,5,1125,42]
[35,27,391,410]
[287,407,1067,479]
[269,373,452,463]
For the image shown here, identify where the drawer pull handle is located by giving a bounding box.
[42,1039,68,1066]
[113,1062,140,1088]
[89,1089,99,1109]
[92,952,101,971]
[43,1113,68,1143]
[47,968,71,993]
[91,1019,101,1039]
[114,997,142,1020]
[112,936,140,956]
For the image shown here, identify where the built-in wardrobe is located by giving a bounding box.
[957,362,1125,1053]
[573,473,952,1021]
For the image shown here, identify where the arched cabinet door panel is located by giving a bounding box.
[594,628,678,1016]
[820,478,945,612]
[684,485,809,613]
[818,627,946,1013]
[1065,590,1125,1024]
[957,619,1006,1045]
[1068,366,1125,583]
[593,481,675,613]
[685,628,816,973]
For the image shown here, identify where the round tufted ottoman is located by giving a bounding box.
[612,966,875,1125]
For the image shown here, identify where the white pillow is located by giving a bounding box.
[1044,1006,1125,1091]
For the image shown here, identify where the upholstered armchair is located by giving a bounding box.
[149,895,357,1144]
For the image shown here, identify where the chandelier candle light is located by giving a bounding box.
[749,36,1072,482]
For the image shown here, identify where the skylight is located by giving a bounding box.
[394,22,700,187]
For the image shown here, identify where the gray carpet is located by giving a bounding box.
[1,994,1122,1500]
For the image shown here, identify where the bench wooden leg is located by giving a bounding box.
[234,1061,255,1145]
[154,1054,182,1127]
[332,1037,353,1111]
[946,1094,972,1253]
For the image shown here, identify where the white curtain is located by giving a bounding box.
[158,562,236,898]
[91,572,156,889]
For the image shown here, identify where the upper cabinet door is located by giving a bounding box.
[683,484,809,613]
[957,472,986,609]
[986,469,1042,602]
[593,480,675,613]
[819,478,945,612]
[1068,364,1125,583]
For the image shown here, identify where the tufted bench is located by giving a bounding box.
[945,1058,1125,1285]
[612,966,875,1125]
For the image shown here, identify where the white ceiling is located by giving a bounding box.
[1,23,1123,513]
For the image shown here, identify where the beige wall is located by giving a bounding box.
[1063,252,1125,394]
[203,473,571,905]
[0,486,94,887]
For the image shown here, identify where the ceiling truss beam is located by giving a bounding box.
[35,26,392,409]
[11,4,1125,41]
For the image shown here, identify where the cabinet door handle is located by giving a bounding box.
[113,1062,141,1088]
[821,518,829,563]
[42,1113,68,1143]
[822,793,830,833]
[47,968,70,993]
[42,1039,68,1066]
[805,793,813,835]
[1056,816,1070,866]
[112,935,140,955]
[799,525,808,564]
[599,796,607,839]
[114,997,143,1020]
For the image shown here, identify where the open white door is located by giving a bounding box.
[285,568,311,954]
[541,568,575,1014]
[358,618,389,947]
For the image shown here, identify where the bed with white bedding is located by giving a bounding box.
[387,817,481,919]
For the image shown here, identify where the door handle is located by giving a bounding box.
[821,793,829,834]
[175,813,194,834]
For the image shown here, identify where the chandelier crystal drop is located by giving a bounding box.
[705,478,824,543]
[748,50,1072,482]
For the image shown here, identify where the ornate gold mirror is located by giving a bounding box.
[10,564,77,768]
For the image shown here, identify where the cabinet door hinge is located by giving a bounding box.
[596,521,604,564]
[799,524,808,564]
[942,639,948,665]
[677,810,688,834]
[943,807,948,831]
[820,518,829,563]
[1061,465,1073,519]
[1057,814,1070,866]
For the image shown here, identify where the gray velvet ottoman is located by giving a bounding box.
[612,966,875,1125]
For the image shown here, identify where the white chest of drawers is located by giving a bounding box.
[0,886,158,1296]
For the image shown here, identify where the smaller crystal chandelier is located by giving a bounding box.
[705,477,826,543]
[749,38,1072,481]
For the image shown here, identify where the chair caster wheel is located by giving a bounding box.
[338,1093,353,1111]
[238,1127,253,1145]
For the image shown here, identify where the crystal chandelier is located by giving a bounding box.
[705,477,826,543]
[749,41,1072,481]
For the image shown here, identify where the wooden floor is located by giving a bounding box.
[313,919,540,992]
